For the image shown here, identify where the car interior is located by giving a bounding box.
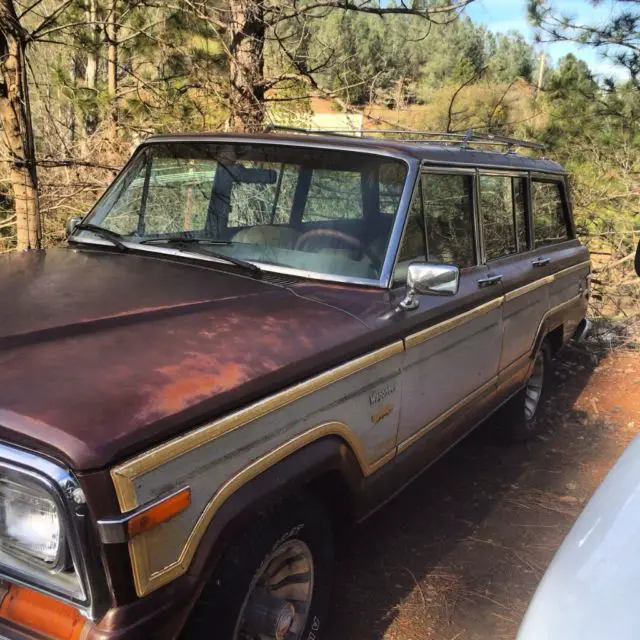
[101,148,408,280]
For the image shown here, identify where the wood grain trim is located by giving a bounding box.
[127,421,389,596]
[553,260,591,280]
[504,275,554,302]
[405,297,504,350]
[111,341,404,512]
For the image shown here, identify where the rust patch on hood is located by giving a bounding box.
[148,359,251,417]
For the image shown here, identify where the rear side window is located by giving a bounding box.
[422,173,475,268]
[532,180,570,247]
[479,175,517,261]
[479,175,530,260]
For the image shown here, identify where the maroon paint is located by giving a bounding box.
[0,247,382,471]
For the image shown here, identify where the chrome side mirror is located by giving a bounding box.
[400,262,460,310]
[65,216,83,238]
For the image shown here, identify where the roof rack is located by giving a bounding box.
[264,124,545,152]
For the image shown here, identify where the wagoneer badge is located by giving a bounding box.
[369,382,397,405]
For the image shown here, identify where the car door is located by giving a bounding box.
[476,171,551,393]
[530,175,590,314]
[393,168,504,453]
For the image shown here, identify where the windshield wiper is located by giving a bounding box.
[139,237,261,276]
[139,237,231,246]
[72,223,128,252]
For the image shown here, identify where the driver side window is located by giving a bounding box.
[394,171,477,283]
[423,173,476,268]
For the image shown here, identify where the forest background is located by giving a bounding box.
[0,0,638,321]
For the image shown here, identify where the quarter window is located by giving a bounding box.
[422,173,475,268]
[532,180,570,247]
[479,175,517,261]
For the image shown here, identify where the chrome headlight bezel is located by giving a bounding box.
[0,443,108,621]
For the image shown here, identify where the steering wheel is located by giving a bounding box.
[294,229,382,272]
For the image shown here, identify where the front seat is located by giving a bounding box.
[232,225,300,249]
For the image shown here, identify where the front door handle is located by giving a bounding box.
[477,274,503,287]
[532,257,551,268]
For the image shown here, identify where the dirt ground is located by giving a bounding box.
[327,342,640,640]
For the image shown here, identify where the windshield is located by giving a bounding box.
[83,142,409,281]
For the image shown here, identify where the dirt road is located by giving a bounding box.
[328,345,640,640]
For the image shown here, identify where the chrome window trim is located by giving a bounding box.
[380,159,421,287]
[421,157,566,175]
[473,169,484,265]
[69,237,387,289]
[477,169,529,178]
[419,164,476,175]
[0,443,108,621]
[76,140,419,290]
[73,138,567,290]
[138,135,415,161]
[387,164,423,285]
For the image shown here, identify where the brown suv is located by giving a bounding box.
[0,131,590,640]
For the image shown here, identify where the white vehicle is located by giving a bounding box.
[518,434,640,640]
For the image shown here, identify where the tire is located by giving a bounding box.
[181,495,334,640]
[494,343,552,443]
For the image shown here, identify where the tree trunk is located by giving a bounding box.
[68,56,78,143]
[106,0,118,125]
[0,0,41,250]
[84,0,100,135]
[227,0,266,132]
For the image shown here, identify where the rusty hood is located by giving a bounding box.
[0,248,373,471]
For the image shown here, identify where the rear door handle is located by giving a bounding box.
[532,257,551,268]
[477,274,503,287]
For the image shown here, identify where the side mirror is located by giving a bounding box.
[65,216,83,238]
[400,262,460,310]
[635,239,640,277]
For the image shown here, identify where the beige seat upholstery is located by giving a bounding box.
[232,225,300,249]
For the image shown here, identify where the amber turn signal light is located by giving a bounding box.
[0,584,89,639]
[127,486,191,538]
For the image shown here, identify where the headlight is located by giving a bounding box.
[0,477,65,569]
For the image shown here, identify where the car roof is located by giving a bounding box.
[143,132,565,175]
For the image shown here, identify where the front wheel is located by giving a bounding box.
[181,495,333,640]
[495,344,551,443]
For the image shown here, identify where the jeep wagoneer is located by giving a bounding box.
[0,130,590,639]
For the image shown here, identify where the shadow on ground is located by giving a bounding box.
[327,346,639,640]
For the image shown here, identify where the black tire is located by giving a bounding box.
[494,343,552,443]
[181,495,334,640]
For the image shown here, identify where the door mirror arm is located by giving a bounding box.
[399,262,460,311]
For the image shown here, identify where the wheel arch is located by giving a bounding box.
[532,311,566,358]
[180,431,365,614]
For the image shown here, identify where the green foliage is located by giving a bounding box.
[487,32,536,84]
[306,11,534,106]
[528,0,640,87]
